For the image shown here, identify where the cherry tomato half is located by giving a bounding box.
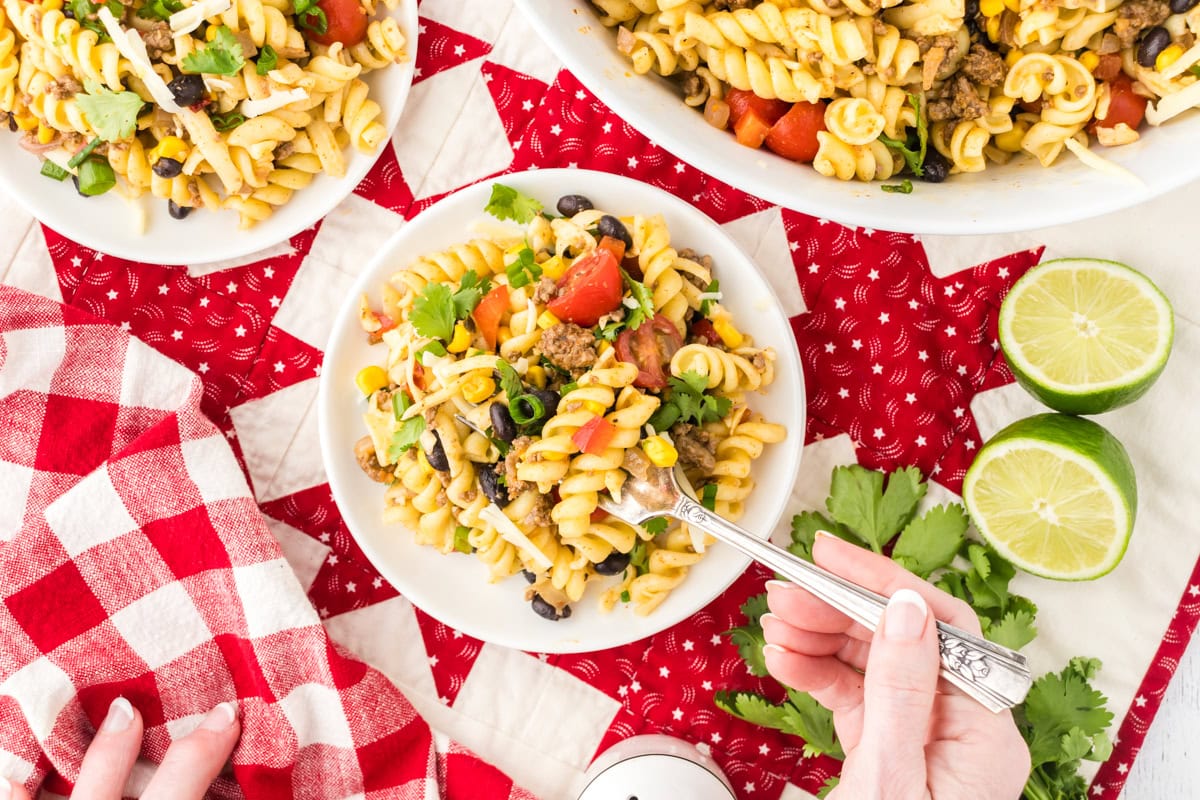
[615,315,684,390]
[1092,74,1147,133]
[689,318,722,347]
[725,88,791,127]
[764,101,827,164]
[472,284,509,350]
[547,249,623,327]
[306,0,368,46]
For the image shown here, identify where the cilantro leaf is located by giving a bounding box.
[881,180,914,194]
[415,341,448,362]
[621,269,655,330]
[788,510,855,562]
[596,319,624,342]
[136,0,183,20]
[387,415,425,460]
[256,44,278,76]
[643,517,668,535]
[506,246,541,289]
[891,503,968,578]
[485,183,543,223]
[629,540,649,576]
[825,465,925,553]
[453,270,491,317]
[726,622,768,677]
[1020,664,1114,767]
[181,26,245,76]
[76,84,144,142]
[410,283,456,341]
[69,0,122,38]
[453,525,472,554]
[495,358,524,403]
[817,777,840,799]
[1068,656,1102,681]
[986,609,1038,650]
[878,93,928,177]
[713,691,843,759]
[699,279,720,317]
[647,371,731,431]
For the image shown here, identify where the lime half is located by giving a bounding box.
[999,258,1173,415]
[964,414,1137,581]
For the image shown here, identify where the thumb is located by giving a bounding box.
[856,589,939,792]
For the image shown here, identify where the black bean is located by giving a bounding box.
[964,0,982,34]
[521,569,537,583]
[1137,26,1172,68]
[63,4,74,16]
[920,149,951,184]
[1171,0,1198,13]
[530,388,561,417]
[168,200,191,219]
[490,403,517,443]
[594,550,631,576]
[531,594,570,621]
[167,74,207,107]
[478,464,506,505]
[425,432,450,471]
[153,157,183,179]
[556,194,594,217]
[8,114,18,132]
[597,214,633,250]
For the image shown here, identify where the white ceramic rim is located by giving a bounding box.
[318,167,806,653]
[511,0,1200,235]
[0,1,418,265]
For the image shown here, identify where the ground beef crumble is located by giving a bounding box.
[504,436,534,499]
[927,75,990,123]
[142,22,173,59]
[1115,0,1169,47]
[532,276,558,305]
[670,422,719,475]
[536,322,597,372]
[960,44,1006,87]
[48,76,82,100]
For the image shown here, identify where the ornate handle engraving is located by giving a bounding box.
[939,633,992,681]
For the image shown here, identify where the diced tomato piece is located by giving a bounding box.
[306,0,368,46]
[764,101,827,164]
[472,284,509,350]
[411,361,427,391]
[1094,54,1123,83]
[572,416,616,455]
[615,315,684,390]
[689,318,722,347]
[1091,74,1147,133]
[725,89,791,127]
[733,110,773,149]
[597,235,626,263]
[590,507,609,523]
[547,249,623,327]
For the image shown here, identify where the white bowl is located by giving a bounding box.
[318,168,805,653]
[0,2,417,265]
[513,0,1200,235]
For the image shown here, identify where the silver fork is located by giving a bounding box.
[598,466,1033,713]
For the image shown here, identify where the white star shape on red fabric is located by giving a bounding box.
[682,640,694,650]
[453,44,465,56]
[659,666,670,677]
[549,124,562,136]
[618,685,628,697]
[106,290,118,300]
[873,427,884,439]
[602,122,612,133]
[674,162,685,173]
[944,285,955,297]
[808,263,819,274]
[199,297,210,307]
[628,157,638,168]
[119,321,131,332]
[825,343,836,354]
[916,436,927,446]
[953,407,965,418]
[957,365,968,376]
[838,388,849,399]
[346,582,356,593]
[521,100,534,112]
[701,681,712,691]
[834,297,846,309]
[71,256,82,268]
[868,269,879,280]
[1135,695,1147,707]
[197,363,209,373]
[744,782,756,793]
[269,296,281,308]
[576,90,586,100]
[429,655,438,666]
[711,733,722,744]
[226,281,238,293]
[631,680,641,692]
[672,708,683,720]
[998,267,1010,278]
[851,339,862,350]
[908,299,919,309]
[158,284,169,295]
[273,361,285,373]
[319,533,330,542]
[328,555,339,565]
[1117,764,1128,774]
[871,364,883,374]
[758,744,769,755]
[917,350,929,361]
[1092,787,1104,796]
[234,325,247,337]
[944,325,957,337]
[965,441,976,450]
[1188,585,1199,596]
[171,330,183,341]
[905,393,916,403]
[711,634,722,645]
[373,577,383,588]
[878,312,890,323]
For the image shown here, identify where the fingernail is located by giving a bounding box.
[101,697,134,732]
[884,589,928,641]
[760,612,780,626]
[0,777,13,799]
[765,579,795,592]
[763,643,789,658]
[199,702,238,732]
[814,530,834,541]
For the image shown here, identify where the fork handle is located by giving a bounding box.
[673,497,1033,713]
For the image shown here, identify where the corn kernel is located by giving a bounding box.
[980,0,1004,16]
[447,322,471,353]
[1156,44,1184,72]
[1005,49,1024,68]
[994,122,1028,153]
[526,365,547,389]
[41,0,63,10]
[1079,51,1100,72]
[497,327,513,344]
[462,374,496,404]
[14,114,37,131]
[642,436,679,468]
[152,135,189,163]
[354,366,389,396]
[541,255,566,280]
[712,317,744,349]
[986,14,1001,42]
[582,400,607,416]
[597,340,613,356]
[36,123,55,145]
[418,448,435,474]
[537,310,560,330]
[206,25,220,41]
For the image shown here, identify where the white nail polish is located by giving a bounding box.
[765,579,795,591]
[763,643,790,658]
[884,589,929,641]
[101,697,134,733]
[199,701,238,732]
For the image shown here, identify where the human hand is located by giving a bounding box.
[763,532,1030,800]
[2,697,241,800]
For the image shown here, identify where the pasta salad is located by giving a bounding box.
[0,0,408,227]
[352,184,786,620]
[594,0,1200,187]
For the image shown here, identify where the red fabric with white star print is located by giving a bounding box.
[3,7,1197,800]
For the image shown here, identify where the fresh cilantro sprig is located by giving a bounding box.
[387,391,425,460]
[506,246,541,289]
[621,269,654,330]
[69,0,123,39]
[643,517,668,535]
[495,358,524,404]
[136,0,183,21]
[410,270,493,341]
[716,464,1112,800]
[182,26,245,76]
[629,540,649,576]
[647,370,732,432]
[879,93,928,177]
[76,83,144,142]
[485,183,543,223]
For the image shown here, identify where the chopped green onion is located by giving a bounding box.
[620,590,631,603]
[40,160,70,181]
[509,394,545,425]
[256,44,278,76]
[297,7,327,34]
[67,137,102,169]
[76,158,116,196]
[881,180,914,194]
[209,111,246,132]
[453,525,472,554]
[560,381,578,396]
[700,483,718,511]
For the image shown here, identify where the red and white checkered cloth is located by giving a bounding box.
[0,286,533,800]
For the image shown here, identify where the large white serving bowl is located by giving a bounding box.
[319,168,805,653]
[513,0,1200,235]
[0,1,417,265]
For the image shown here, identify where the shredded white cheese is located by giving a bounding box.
[203,77,236,93]
[480,503,554,571]
[696,291,722,302]
[622,297,640,309]
[1063,138,1144,185]
[240,88,310,118]
[524,298,537,335]
[1162,42,1200,79]
[169,0,231,36]
[1145,80,1200,125]
[97,8,181,113]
